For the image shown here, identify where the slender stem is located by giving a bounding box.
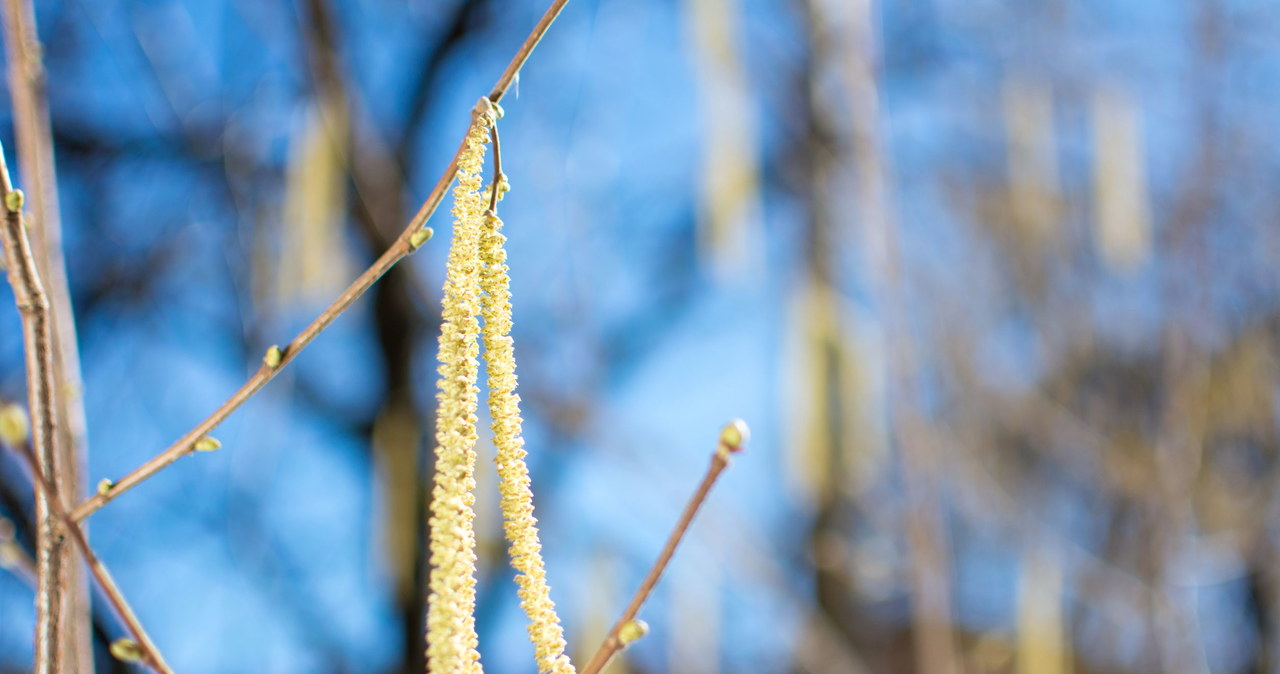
[14,443,172,673]
[488,124,503,214]
[580,425,746,674]
[0,0,93,667]
[487,0,570,103]
[0,142,65,674]
[0,148,169,673]
[69,0,574,522]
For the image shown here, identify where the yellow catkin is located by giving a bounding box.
[426,112,493,674]
[480,209,576,674]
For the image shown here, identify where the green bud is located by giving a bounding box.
[618,619,649,647]
[263,345,283,369]
[96,478,114,496]
[4,189,23,213]
[194,436,222,452]
[0,405,28,446]
[110,638,145,663]
[409,227,434,250]
[719,418,750,453]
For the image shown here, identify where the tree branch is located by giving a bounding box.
[69,0,574,522]
[0,0,93,668]
[580,420,748,674]
[11,440,171,673]
[0,139,65,674]
[0,145,171,673]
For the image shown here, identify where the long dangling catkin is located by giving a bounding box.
[426,111,493,674]
[480,207,576,674]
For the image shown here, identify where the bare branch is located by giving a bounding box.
[0,145,170,673]
[0,139,66,674]
[0,0,93,667]
[69,0,575,522]
[580,420,748,674]
[12,439,172,673]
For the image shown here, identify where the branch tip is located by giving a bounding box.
[581,419,747,674]
[718,418,749,454]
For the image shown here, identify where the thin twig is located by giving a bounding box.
[0,140,65,674]
[0,147,171,673]
[580,420,748,674]
[69,0,574,522]
[486,0,569,104]
[12,442,172,673]
[488,123,504,214]
[0,0,94,667]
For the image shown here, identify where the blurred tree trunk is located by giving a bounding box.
[836,1,959,671]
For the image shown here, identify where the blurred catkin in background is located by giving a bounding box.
[0,1,1277,673]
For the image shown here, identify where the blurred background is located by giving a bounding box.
[0,0,1277,672]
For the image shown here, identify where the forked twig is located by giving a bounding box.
[0,148,171,673]
[580,420,749,674]
[69,0,573,523]
[11,442,172,673]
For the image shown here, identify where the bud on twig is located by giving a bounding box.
[716,419,750,461]
[409,227,435,250]
[4,188,22,213]
[618,619,649,647]
[582,419,749,674]
[109,638,145,663]
[194,436,222,452]
[263,345,283,369]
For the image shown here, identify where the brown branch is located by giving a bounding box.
[0,0,93,668]
[0,141,66,673]
[488,123,504,213]
[486,0,569,104]
[69,0,574,523]
[580,420,748,674]
[12,441,172,673]
[0,148,171,673]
